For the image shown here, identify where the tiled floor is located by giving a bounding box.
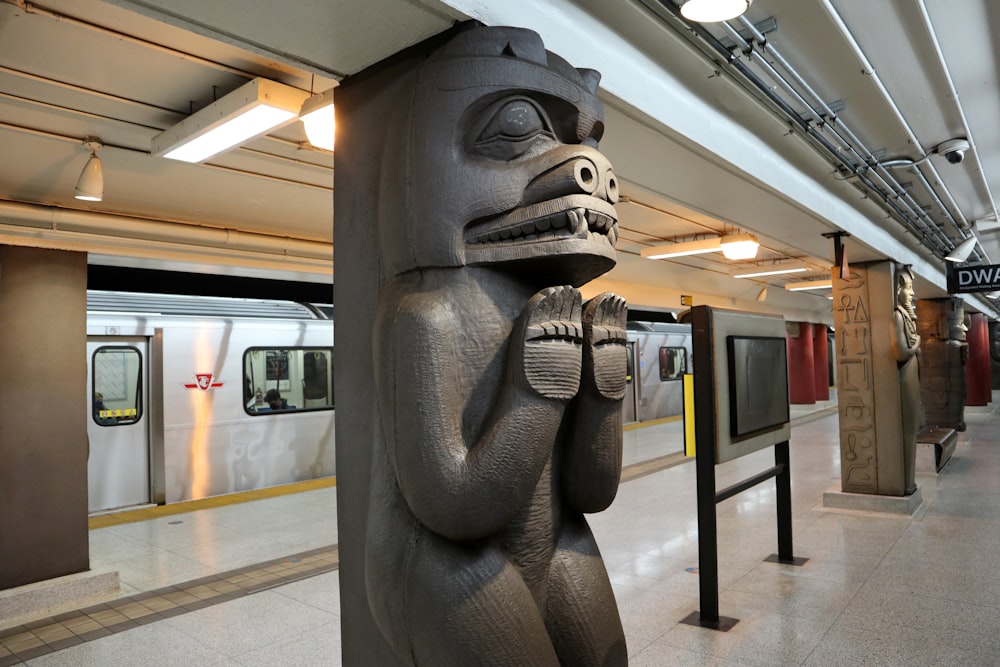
[6,391,1000,666]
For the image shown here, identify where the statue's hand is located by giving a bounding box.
[582,293,628,400]
[515,286,583,400]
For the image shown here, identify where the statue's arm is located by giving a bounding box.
[562,293,627,513]
[375,287,578,541]
[890,310,920,363]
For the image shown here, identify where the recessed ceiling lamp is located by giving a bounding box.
[680,0,752,23]
[785,279,833,292]
[641,232,759,260]
[151,78,310,163]
[75,137,104,201]
[945,236,978,263]
[299,88,335,151]
[732,265,808,279]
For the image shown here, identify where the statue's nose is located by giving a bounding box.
[523,154,620,205]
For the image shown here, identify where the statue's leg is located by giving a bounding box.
[544,515,628,666]
[404,529,560,667]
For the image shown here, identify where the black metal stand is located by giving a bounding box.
[680,439,808,632]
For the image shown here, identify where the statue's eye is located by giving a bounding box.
[488,100,547,140]
[473,99,554,160]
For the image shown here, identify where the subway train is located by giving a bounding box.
[623,322,692,426]
[86,291,335,514]
[85,291,690,514]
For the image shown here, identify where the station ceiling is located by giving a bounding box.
[1,0,997,320]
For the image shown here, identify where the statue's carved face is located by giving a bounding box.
[387,26,619,286]
[460,94,618,283]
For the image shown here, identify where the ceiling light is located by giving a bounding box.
[720,233,760,260]
[785,279,833,291]
[642,232,760,261]
[299,88,335,151]
[987,291,1000,299]
[732,265,806,279]
[731,264,809,278]
[640,236,722,259]
[151,78,310,163]
[75,137,103,201]
[680,0,752,22]
[945,236,978,263]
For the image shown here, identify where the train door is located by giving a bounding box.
[623,340,638,424]
[86,337,150,513]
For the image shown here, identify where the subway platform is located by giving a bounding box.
[3,392,1000,665]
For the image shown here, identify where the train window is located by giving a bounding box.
[243,347,334,415]
[92,346,143,426]
[658,346,687,381]
[626,345,634,384]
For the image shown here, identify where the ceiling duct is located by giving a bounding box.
[643,0,985,266]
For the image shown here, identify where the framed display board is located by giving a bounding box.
[692,306,791,463]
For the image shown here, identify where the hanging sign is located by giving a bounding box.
[948,263,1000,294]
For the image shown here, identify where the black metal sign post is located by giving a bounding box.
[680,307,807,633]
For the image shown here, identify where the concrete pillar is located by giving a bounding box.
[966,312,991,406]
[813,323,830,401]
[0,246,89,590]
[832,261,916,496]
[333,42,420,667]
[989,322,1000,390]
[786,322,816,404]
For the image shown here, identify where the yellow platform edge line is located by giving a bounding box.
[88,476,337,530]
[623,415,682,432]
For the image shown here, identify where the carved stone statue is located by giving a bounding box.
[366,25,628,666]
[916,297,967,431]
[890,265,922,494]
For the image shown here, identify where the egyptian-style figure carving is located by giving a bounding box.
[367,25,627,666]
[890,265,922,494]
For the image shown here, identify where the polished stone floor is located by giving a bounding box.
[6,392,1000,666]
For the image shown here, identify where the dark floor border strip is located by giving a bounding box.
[0,545,339,665]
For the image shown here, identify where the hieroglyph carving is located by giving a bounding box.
[834,268,878,492]
[367,25,628,666]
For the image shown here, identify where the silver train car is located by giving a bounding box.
[86,291,335,514]
[85,292,690,515]
[624,322,693,425]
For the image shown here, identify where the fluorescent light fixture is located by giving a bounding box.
[945,236,978,263]
[641,236,722,260]
[785,279,833,292]
[642,232,759,261]
[732,266,808,279]
[720,233,759,260]
[151,78,309,163]
[987,291,1000,299]
[75,137,103,201]
[299,88,335,151]
[681,0,752,22]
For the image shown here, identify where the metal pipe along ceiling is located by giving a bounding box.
[652,0,977,264]
[0,199,333,261]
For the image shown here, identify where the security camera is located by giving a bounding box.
[937,138,970,164]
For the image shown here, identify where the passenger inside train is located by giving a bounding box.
[263,388,289,411]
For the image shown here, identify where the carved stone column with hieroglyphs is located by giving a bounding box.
[832,261,918,496]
